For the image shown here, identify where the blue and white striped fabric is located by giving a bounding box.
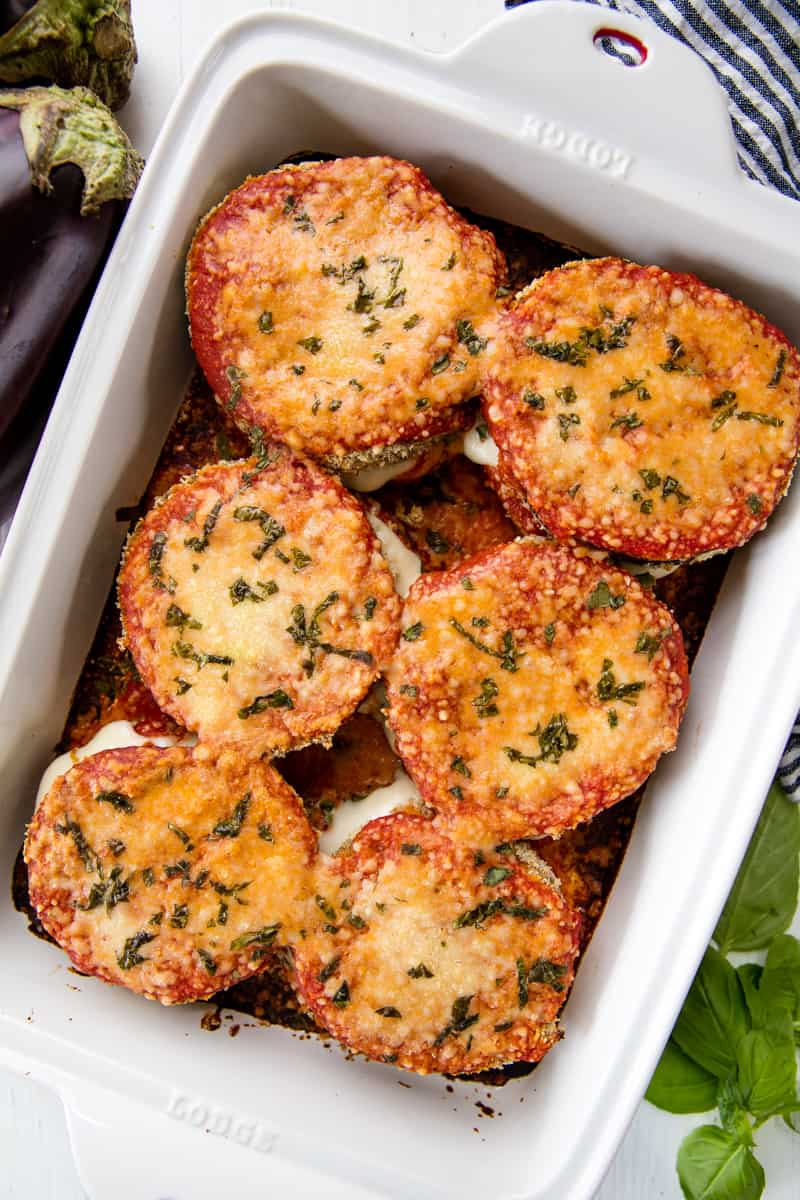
[507,0,800,795]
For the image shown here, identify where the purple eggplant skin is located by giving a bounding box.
[0,106,117,443]
[0,85,142,546]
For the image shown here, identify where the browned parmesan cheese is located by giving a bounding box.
[118,452,401,757]
[482,258,800,560]
[386,539,689,842]
[186,157,505,466]
[25,745,317,1004]
[293,813,581,1074]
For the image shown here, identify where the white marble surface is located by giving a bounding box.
[2,2,799,1197]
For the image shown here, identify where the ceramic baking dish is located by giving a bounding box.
[2,5,800,1198]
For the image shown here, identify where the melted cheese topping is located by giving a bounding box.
[342,455,423,493]
[367,513,422,597]
[317,765,420,855]
[386,539,688,841]
[26,745,318,1004]
[295,815,581,1073]
[187,157,504,463]
[484,258,800,559]
[463,422,499,467]
[35,720,195,809]
[118,455,401,756]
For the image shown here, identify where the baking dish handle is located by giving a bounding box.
[61,1079,382,1200]
[447,1,742,188]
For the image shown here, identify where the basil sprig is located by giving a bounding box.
[646,781,800,1199]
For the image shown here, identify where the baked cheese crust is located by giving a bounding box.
[386,540,689,841]
[25,746,317,1004]
[293,813,581,1074]
[186,157,505,466]
[118,453,401,756]
[482,258,800,560]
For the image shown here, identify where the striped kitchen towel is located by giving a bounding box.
[507,0,800,797]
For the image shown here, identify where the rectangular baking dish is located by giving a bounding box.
[2,6,800,1199]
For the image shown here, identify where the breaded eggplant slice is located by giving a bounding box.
[118,452,401,757]
[186,156,505,467]
[385,540,689,842]
[484,460,550,537]
[278,712,398,832]
[482,258,800,560]
[25,745,317,1004]
[293,813,581,1074]
[372,454,518,571]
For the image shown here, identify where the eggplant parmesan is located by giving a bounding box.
[386,539,689,842]
[186,156,505,469]
[25,745,317,1004]
[21,157,792,1083]
[117,451,401,757]
[292,812,582,1074]
[482,257,800,560]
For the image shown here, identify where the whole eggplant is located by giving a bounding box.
[0,84,142,546]
[0,0,136,110]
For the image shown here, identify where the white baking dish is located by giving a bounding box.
[2,6,800,1198]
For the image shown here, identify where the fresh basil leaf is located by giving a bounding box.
[760,933,800,1022]
[736,1013,797,1116]
[716,1078,752,1144]
[714,782,800,954]
[677,1126,764,1200]
[646,1038,718,1113]
[736,964,769,1030]
[673,947,750,1079]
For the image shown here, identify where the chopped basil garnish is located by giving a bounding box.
[210,793,250,839]
[768,348,787,388]
[434,995,479,1045]
[449,619,522,672]
[332,982,350,1008]
[96,790,134,814]
[237,690,293,718]
[117,929,157,970]
[473,676,500,718]
[233,506,285,560]
[610,376,650,400]
[230,925,280,957]
[456,319,486,355]
[596,658,645,705]
[229,577,278,605]
[148,532,176,594]
[166,603,202,631]
[635,631,664,660]
[558,412,581,441]
[483,866,511,886]
[504,713,578,768]
[523,388,545,410]
[587,580,626,610]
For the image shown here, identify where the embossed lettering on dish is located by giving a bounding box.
[166,1090,277,1154]
[520,114,633,179]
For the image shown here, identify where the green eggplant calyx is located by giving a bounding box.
[0,0,137,111]
[0,83,143,214]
